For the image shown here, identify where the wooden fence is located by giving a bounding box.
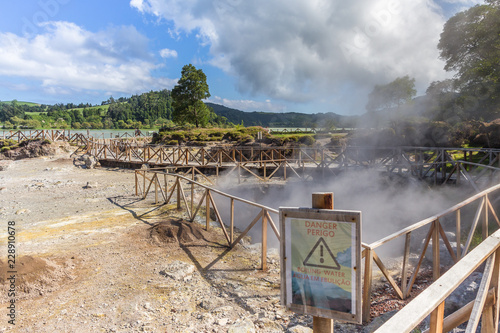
[1,129,151,144]
[375,228,500,332]
[1,129,89,145]
[88,141,500,188]
[362,183,500,322]
[134,168,280,270]
[135,165,500,324]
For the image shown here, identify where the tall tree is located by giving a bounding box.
[366,76,416,112]
[438,0,500,119]
[171,64,212,127]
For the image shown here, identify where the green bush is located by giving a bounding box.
[299,135,316,146]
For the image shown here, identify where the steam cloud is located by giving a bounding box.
[212,169,467,250]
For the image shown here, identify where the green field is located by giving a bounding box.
[1,100,41,107]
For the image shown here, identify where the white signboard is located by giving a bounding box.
[280,208,362,324]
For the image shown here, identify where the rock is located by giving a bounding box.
[84,182,98,189]
[227,319,256,333]
[199,298,223,311]
[200,313,214,325]
[82,154,99,169]
[15,208,30,215]
[362,310,397,332]
[445,272,482,315]
[255,317,283,332]
[160,261,195,281]
[216,318,229,326]
[287,325,313,333]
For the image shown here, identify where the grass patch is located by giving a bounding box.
[152,126,271,145]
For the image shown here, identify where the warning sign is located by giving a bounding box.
[303,237,341,270]
[280,208,362,324]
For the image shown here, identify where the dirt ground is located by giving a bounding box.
[0,146,316,333]
[0,144,427,333]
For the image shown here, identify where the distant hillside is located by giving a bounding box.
[1,100,41,107]
[206,103,358,128]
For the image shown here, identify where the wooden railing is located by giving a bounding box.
[134,167,280,270]
[1,129,90,145]
[135,164,500,325]
[1,129,151,144]
[88,141,500,187]
[361,184,500,322]
[374,228,500,333]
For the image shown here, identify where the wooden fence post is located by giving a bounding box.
[362,248,373,324]
[206,190,210,230]
[176,178,181,210]
[262,208,268,270]
[312,192,334,333]
[433,219,441,281]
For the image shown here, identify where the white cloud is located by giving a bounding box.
[130,0,147,12]
[159,48,178,58]
[209,96,286,112]
[0,21,176,96]
[132,0,453,113]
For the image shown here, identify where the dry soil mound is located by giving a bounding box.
[148,218,210,245]
[0,256,77,301]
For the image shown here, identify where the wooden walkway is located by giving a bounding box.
[1,129,150,144]
[86,140,500,190]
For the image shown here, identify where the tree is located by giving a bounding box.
[171,64,212,127]
[438,0,500,119]
[366,76,417,112]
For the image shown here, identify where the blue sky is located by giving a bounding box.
[0,0,484,115]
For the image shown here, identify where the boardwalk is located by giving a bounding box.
[87,140,500,190]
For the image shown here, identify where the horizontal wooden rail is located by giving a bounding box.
[360,183,500,323]
[369,184,500,250]
[135,169,279,270]
[374,229,500,333]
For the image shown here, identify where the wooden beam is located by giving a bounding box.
[311,192,334,332]
[231,210,264,248]
[374,229,500,333]
[401,232,411,298]
[465,253,495,333]
[432,220,441,281]
[362,247,373,323]
[421,289,495,333]
[373,251,404,299]
[406,224,434,297]
[429,301,445,333]
[261,209,267,270]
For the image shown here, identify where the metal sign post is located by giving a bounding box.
[280,193,362,332]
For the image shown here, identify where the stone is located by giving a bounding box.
[254,317,283,332]
[445,272,482,315]
[227,319,256,333]
[216,318,229,326]
[82,154,99,169]
[286,325,313,333]
[160,261,195,281]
